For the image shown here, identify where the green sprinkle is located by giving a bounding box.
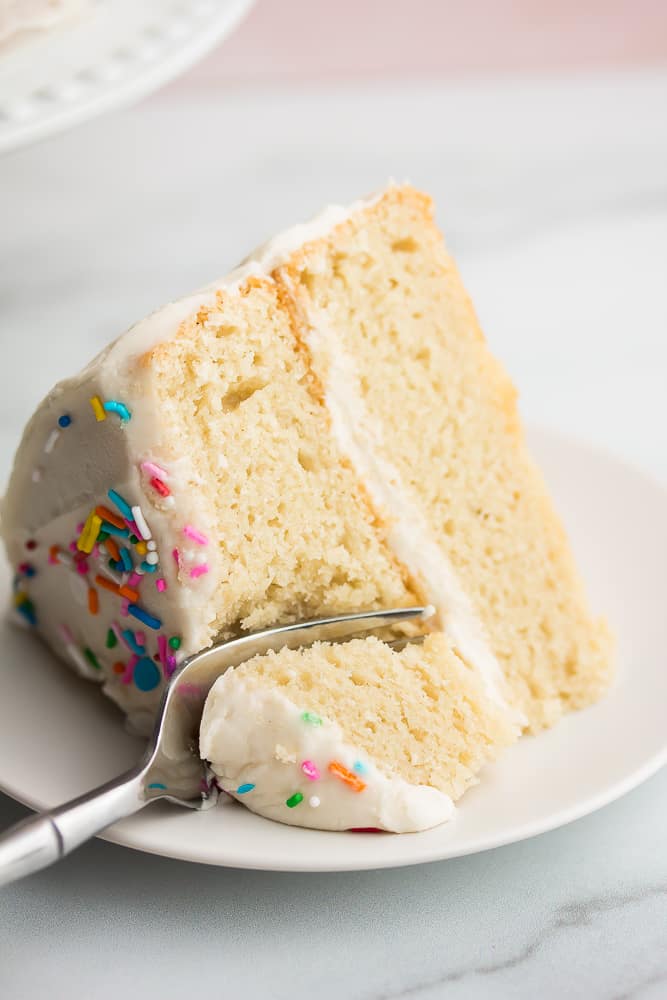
[168,636,181,650]
[301,711,322,726]
[130,534,139,544]
[108,559,116,570]
[105,629,118,649]
[286,792,304,808]
[84,648,101,670]
[97,530,110,542]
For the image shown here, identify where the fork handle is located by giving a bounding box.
[0,766,147,888]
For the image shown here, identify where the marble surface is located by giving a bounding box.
[1,71,666,998]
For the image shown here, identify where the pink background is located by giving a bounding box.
[173,0,667,88]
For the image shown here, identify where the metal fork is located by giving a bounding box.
[0,605,433,886]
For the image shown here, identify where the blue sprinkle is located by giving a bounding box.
[103,400,132,422]
[140,560,157,573]
[236,783,255,795]
[122,629,145,655]
[102,521,129,538]
[148,782,167,790]
[133,656,161,692]
[119,547,133,572]
[57,414,72,428]
[22,565,36,578]
[128,603,161,630]
[16,602,37,626]
[107,489,133,519]
[353,760,367,775]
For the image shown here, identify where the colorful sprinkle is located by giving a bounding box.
[183,525,208,545]
[103,400,131,422]
[57,414,72,428]
[165,654,178,676]
[44,429,60,453]
[353,761,367,775]
[148,782,167,790]
[236,783,255,795]
[88,587,99,615]
[118,584,140,602]
[131,505,151,540]
[286,792,304,808]
[25,539,37,550]
[89,396,106,421]
[95,505,126,530]
[120,654,139,684]
[118,547,133,572]
[133,656,160,692]
[144,551,159,566]
[108,489,133,519]
[106,628,118,649]
[147,540,157,551]
[95,574,120,595]
[127,603,161,630]
[101,521,129,538]
[309,796,321,808]
[157,634,168,665]
[122,629,145,655]
[328,761,366,793]
[120,599,130,617]
[140,560,157,573]
[301,711,322,726]
[48,545,60,565]
[127,572,142,588]
[83,648,101,670]
[155,578,167,593]
[168,636,181,650]
[18,562,36,577]
[141,461,169,480]
[348,827,383,833]
[172,548,180,567]
[189,563,209,579]
[15,595,36,626]
[77,512,102,554]
[112,661,125,674]
[135,540,148,555]
[301,760,320,781]
[149,477,171,498]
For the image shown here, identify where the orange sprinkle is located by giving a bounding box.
[95,505,126,530]
[88,587,99,615]
[118,585,139,602]
[95,574,120,595]
[49,545,60,564]
[112,661,125,674]
[105,537,121,562]
[328,761,366,793]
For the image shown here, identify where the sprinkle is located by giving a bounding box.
[101,521,129,538]
[131,505,151,540]
[353,760,367,775]
[118,547,133,572]
[286,792,304,808]
[183,525,208,545]
[149,477,171,498]
[18,562,36,577]
[97,530,109,542]
[348,827,383,833]
[95,573,120,595]
[301,711,322,726]
[141,561,157,573]
[106,628,118,648]
[90,397,106,421]
[76,522,85,534]
[141,461,169,480]
[236,783,255,795]
[77,512,102,554]
[301,760,320,781]
[135,541,148,555]
[120,599,130,617]
[147,540,157,551]
[155,578,167,593]
[135,631,146,646]
[31,468,42,483]
[57,414,72,428]
[76,560,89,576]
[122,629,145,655]
[308,796,321,808]
[172,548,180,567]
[105,537,121,562]
[128,603,161,630]
[168,636,181,650]
[328,761,366,793]
[15,595,37,626]
[144,551,159,566]
[189,563,209,579]
[118,584,140,602]
[44,429,60,453]
[165,654,178,675]
[148,782,167,790]
[120,654,139,684]
[83,648,101,670]
[95,505,126,530]
[108,489,132,519]
[48,546,60,565]
[157,635,168,664]
[112,661,125,674]
[103,400,131,422]
[88,588,99,615]
[133,656,160,692]
[69,541,78,552]
[59,624,74,644]
[127,572,142,588]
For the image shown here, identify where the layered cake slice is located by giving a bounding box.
[2,185,612,823]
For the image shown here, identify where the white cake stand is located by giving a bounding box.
[0,0,254,154]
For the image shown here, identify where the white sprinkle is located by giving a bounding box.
[145,551,159,565]
[131,504,151,540]
[309,796,321,808]
[147,540,157,551]
[44,429,60,454]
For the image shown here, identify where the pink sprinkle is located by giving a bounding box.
[135,631,146,646]
[76,522,84,533]
[157,634,167,664]
[120,599,130,617]
[166,654,178,677]
[76,560,89,576]
[172,548,180,567]
[121,654,139,685]
[301,760,320,781]
[128,571,142,588]
[189,563,209,579]
[155,577,167,592]
[92,544,101,558]
[48,551,59,565]
[18,562,30,574]
[59,624,74,644]
[183,525,208,546]
[68,541,78,553]
[125,519,139,536]
[141,461,169,480]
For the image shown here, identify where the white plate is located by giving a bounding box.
[0,0,254,154]
[0,427,665,871]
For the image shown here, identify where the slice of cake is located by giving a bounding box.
[1,184,612,747]
[200,634,518,833]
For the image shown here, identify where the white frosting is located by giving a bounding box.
[0,0,85,42]
[200,672,455,834]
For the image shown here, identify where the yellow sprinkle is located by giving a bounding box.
[135,541,148,555]
[90,396,106,422]
[77,512,102,554]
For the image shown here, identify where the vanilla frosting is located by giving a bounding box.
[200,671,455,834]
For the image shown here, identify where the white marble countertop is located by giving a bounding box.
[1,71,666,998]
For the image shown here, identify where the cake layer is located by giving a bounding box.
[200,634,518,833]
